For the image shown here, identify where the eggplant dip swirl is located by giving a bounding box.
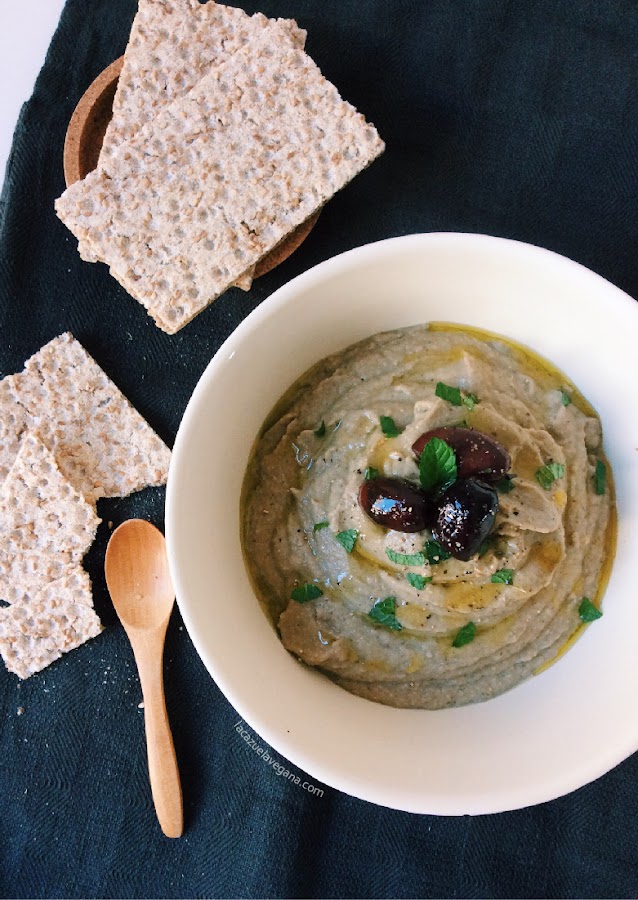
[241,324,616,709]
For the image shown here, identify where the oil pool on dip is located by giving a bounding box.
[241,322,616,709]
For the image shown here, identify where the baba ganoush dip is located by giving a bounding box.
[241,324,616,709]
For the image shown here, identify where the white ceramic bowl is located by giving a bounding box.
[166,233,638,815]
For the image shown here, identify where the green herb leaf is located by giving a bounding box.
[380,415,401,438]
[494,475,515,493]
[594,459,606,495]
[335,529,358,553]
[313,521,329,532]
[424,539,452,565]
[386,548,426,567]
[535,461,565,490]
[364,466,379,481]
[419,437,458,494]
[491,568,514,585]
[291,583,323,603]
[314,421,326,437]
[435,382,463,406]
[452,621,476,647]
[463,393,479,410]
[368,596,402,631]
[560,389,572,407]
[478,536,494,557]
[406,573,433,590]
[578,597,603,622]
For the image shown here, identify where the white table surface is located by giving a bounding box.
[0,0,66,191]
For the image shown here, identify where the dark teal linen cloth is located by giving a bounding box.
[1,1,638,896]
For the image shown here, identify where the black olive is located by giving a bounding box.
[412,426,510,483]
[432,478,498,561]
[359,477,434,532]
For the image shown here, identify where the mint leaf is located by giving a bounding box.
[419,437,457,494]
[536,461,565,490]
[579,597,603,622]
[424,539,451,565]
[452,621,476,647]
[386,548,426,567]
[364,466,379,481]
[491,568,514,585]
[335,529,358,553]
[291,583,323,603]
[368,596,402,631]
[406,573,432,590]
[594,459,606,495]
[314,421,326,437]
[313,521,329,532]
[494,475,515,494]
[380,415,401,438]
[435,382,463,406]
[560,389,572,407]
[463,393,479,410]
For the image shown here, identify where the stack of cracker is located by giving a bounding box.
[0,334,171,679]
[55,0,385,334]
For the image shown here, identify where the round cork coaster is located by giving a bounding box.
[63,56,320,282]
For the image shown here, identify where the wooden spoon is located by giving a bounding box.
[105,519,183,838]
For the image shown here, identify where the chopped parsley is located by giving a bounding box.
[435,382,463,406]
[380,415,401,438]
[406,573,432,590]
[594,459,606,495]
[535,461,565,490]
[419,437,457,494]
[368,596,402,631]
[560,388,572,407]
[335,529,358,553]
[578,597,603,622]
[313,521,329,532]
[291,583,323,603]
[494,475,515,493]
[491,568,514,585]
[364,466,379,481]
[463,393,480,410]
[452,621,476,647]
[386,548,426,567]
[424,539,451,565]
[313,421,326,437]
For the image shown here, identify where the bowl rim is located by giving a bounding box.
[166,231,638,814]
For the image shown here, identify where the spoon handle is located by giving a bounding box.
[134,631,184,838]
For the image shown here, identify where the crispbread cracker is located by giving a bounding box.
[100,0,306,162]
[0,431,100,559]
[56,35,385,333]
[0,548,79,607]
[0,567,101,679]
[0,333,170,502]
[77,0,304,291]
[0,373,29,487]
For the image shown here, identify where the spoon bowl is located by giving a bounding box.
[106,518,174,629]
[105,519,183,838]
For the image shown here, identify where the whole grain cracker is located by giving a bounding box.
[0,373,29,487]
[55,35,385,333]
[0,333,171,502]
[100,0,306,161]
[78,0,307,290]
[0,548,80,607]
[0,567,101,679]
[0,431,100,557]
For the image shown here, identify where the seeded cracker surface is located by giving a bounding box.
[0,333,170,502]
[0,568,102,680]
[0,432,101,558]
[78,0,306,292]
[55,32,385,333]
[0,432,100,609]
